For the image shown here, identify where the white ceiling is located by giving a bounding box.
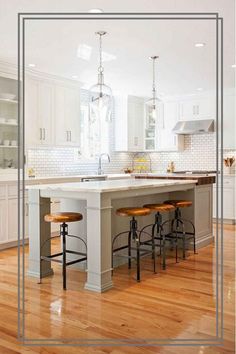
[0,0,235,97]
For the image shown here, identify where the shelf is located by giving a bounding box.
[0,122,17,127]
[0,146,18,148]
[0,98,18,104]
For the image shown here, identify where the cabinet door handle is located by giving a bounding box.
[43,128,46,140]
[39,128,42,140]
[193,105,195,115]
[66,131,68,141]
[69,131,72,141]
[134,137,138,146]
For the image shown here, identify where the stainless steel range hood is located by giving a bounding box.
[172,119,214,135]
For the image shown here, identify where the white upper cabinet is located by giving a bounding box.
[179,96,215,121]
[55,85,80,147]
[25,75,81,148]
[223,91,235,150]
[115,95,184,152]
[38,82,54,145]
[156,100,184,151]
[25,78,54,147]
[115,95,144,152]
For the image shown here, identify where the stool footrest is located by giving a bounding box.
[41,254,87,266]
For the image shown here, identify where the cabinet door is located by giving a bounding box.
[127,96,144,151]
[223,188,235,220]
[55,85,80,147]
[0,199,7,244]
[64,87,80,146]
[55,85,67,145]
[179,98,214,121]
[223,93,235,149]
[25,78,54,146]
[157,101,184,151]
[25,78,40,147]
[38,82,53,145]
[213,187,235,220]
[8,198,18,241]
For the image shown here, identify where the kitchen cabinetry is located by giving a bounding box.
[25,78,53,146]
[25,75,81,148]
[115,96,183,152]
[179,96,214,121]
[213,175,235,222]
[0,198,7,244]
[0,76,18,170]
[223,92,235,149]
[115,95,145,152]
[55,85,80,146]
[156,100,184,151]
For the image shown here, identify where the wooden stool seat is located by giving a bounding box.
[116,207,151,217]
[164,200,192,208]
[143,203,175,212]
[44,212,83,223]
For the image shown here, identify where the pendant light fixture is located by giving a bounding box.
[146,56,160,121]
[89,31,113,122]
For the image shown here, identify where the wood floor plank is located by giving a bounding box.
[0,225,234,353]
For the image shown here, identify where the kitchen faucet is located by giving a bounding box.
[98,153,110,175]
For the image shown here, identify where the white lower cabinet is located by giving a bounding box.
[7,198,18,241]
[0,182,61,249]
[213,176,235,222]
[0,199,7,244]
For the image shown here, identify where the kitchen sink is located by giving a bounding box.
[80,176,107,182]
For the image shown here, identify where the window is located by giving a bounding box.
[80,89,110,160]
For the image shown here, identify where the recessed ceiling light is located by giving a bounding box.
[28,63,36,67]
[197,87,203,91]
[72,75,78,79]
[195,43,205,47]
[231,64,236,68]
[89,8,104,13]
[77,44,92,61]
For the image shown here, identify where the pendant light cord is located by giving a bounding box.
[152,57,156,100]
[98,33,104,74]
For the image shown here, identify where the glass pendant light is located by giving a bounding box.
[145,56,160,123]
[89,31,113,123]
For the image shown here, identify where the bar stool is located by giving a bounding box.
[142,203,176,269]
[40,212,87,290]
[112,207,155,282]
[164,200,197,260]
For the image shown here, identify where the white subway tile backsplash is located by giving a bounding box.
[27,133,235,177]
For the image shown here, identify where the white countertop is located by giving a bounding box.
[27,178,197,193]
[0,173,131,184]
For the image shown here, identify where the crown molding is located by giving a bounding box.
[0,59,82,87]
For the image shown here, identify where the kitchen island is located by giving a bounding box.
[27,178,212,293]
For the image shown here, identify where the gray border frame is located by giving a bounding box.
[17,12,224,347]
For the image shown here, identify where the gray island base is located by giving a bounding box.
[27,178,213,292]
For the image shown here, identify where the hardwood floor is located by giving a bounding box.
[0,224,235,354]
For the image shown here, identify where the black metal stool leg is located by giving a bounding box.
[61,222,68,290]
[161,227,166,270]
[136,232,140,282]
[151,228,156,274]
[128,231,132,269]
